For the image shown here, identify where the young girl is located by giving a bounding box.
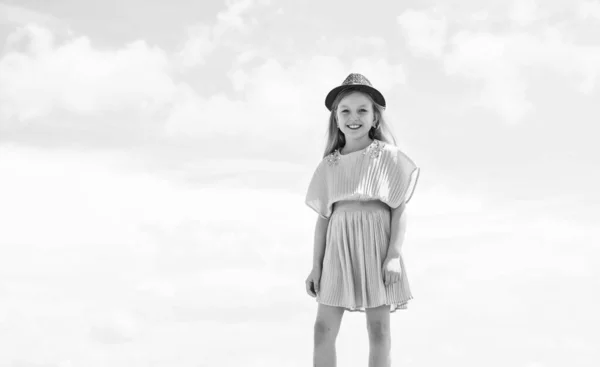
[304,73,420,367]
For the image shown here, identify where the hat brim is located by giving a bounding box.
[325,85,386,111]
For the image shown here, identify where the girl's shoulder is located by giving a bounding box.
[379,140,397,154]
[371,139,408,161]
[309,155,329,175]
[380,141,414,160]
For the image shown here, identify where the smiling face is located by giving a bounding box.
[335,91,376,138]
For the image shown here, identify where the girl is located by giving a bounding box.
[304,73,420,367]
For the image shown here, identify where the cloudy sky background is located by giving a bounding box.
[0,0,599,366]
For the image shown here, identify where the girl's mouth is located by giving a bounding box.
[347,124,362,130]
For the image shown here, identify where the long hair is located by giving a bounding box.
[322,88,398,158]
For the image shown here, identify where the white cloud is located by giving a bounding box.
[166,56,326,138]
[174,0,265,69]
[175,24,215,68]
[234,49,259,66]
[88,310,139,344]
[410,183,485,218]
[397,8,448,58]
[0,5,407,152]
[1,143,598,366]
[0,3,61,27]
[350,57,406,91]
[444,30,533,123]
[354,36,387,51]
[470,10,489,22]
[509,0,540,26]
[0,2,597,365]
[579,0,600,20]
[315,35,389,57]
[0,22,407,150]
[165,55,406,140]
[0,143,314,361]
[0,24,177,121]
[216,0,256,32]
[399,5,600,123]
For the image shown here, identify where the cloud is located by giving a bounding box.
[0,19,407,159]
[175,24,215,68]
[509,0,540,26]
[398,2,600,123]
[444,30,534,123]
[444,28,600,116]
[164,54,406,141]
[216,0,257,32]
[397,8,448,58]
[1,143,597,366]
[0,143,316,364]
[88,310,139,344]
[0,3,61,28]
[410,184,485,218]
[0,24,177,121]
[174,0,269,69]
[315,35,389,58]
[579,0,600,20]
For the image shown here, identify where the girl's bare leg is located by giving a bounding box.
[365,305,391,367]
[313,303,345,367]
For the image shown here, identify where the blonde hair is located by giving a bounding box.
[322,88,398,158]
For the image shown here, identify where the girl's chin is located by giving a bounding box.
[343,132,369,140]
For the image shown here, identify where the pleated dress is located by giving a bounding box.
[305,139,420,313]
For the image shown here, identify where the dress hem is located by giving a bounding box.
[315,296,414,313]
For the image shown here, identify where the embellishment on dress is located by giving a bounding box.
[363,139,385,159]
[326,140,385,166]
[325,150,341,166]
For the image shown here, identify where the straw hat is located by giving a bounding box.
[324,73,386,111]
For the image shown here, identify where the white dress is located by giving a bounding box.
[305,139,420,312]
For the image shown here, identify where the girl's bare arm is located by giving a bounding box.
[386,201,407,260]
[312,216,330,269]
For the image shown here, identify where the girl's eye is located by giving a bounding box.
[339,109,368,113]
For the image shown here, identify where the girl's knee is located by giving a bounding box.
[314,320,338,345]
[367,320,390,344]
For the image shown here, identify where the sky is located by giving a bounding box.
[0,0,599,366]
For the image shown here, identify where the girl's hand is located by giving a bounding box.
[305,267,322,298]
[382,257,402,286]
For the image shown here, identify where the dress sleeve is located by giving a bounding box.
[388,149,421,208]
[305,160,330,219]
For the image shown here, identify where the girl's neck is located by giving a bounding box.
[341,137,374,155]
